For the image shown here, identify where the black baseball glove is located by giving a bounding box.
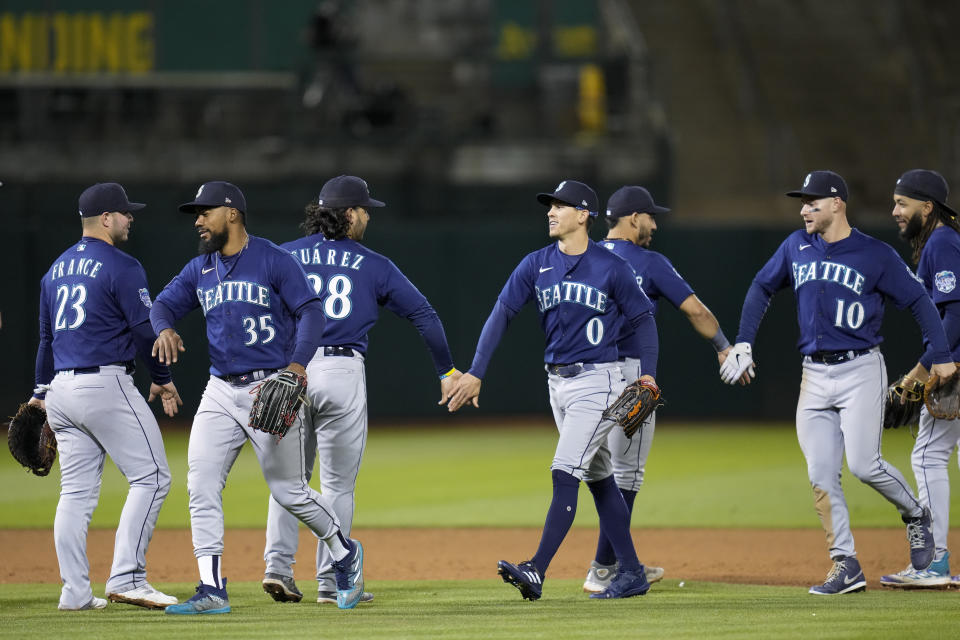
[248,369,308,439]
[7,402,57,476]
[883,375,924,430]
[602,378,663,438]
[924,370,960,420]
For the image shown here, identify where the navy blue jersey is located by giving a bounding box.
[152,235,320,376]
[38,237,156,371]
[740,229,927,354]
[599,239,694,313]
[918,226,960,361]
[281,236,430,354]
[498,241,654,364]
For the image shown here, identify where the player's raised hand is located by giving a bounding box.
[149,381,183,417]
[438,368,463,405]
[444,372,482,412]
[152,328,185,365]
[719,342,755,385]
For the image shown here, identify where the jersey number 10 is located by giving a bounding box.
[834,299,865,330]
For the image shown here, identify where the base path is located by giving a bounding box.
[2,528,956,588]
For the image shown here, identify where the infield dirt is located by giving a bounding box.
[4,527,957,589]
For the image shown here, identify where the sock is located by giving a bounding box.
[326,531,351,562]
[588,476,640,572]
[529,469,581,575]
[594,488,638,566]
[198,555,223,589]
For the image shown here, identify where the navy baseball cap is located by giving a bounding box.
[895,169,958,217]
[605,186,670,218]
[786,170,848,202]
[179,181,246,213]
[536,180,598,216]
[78,182,145,218]
[318,175,385,208]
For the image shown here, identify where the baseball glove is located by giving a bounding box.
[924,371,960,420]
[7,402,57,476]
[248,369,308,439]
[883,376,924,430]
[602,378,663,438]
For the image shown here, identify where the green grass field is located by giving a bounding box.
[2,421,959,638]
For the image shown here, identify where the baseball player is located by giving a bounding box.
[721,170,954,595]
[881,169,960,588]
[262,175,459,604]
[30,183,181,611]
[582,185,745,593]
[444,180,659,600]
[149,181,365,613]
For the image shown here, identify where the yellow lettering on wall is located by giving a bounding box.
[0,11,155,73]
[126,12,153,73]
[553,25,597,58]
[497,22,537,60]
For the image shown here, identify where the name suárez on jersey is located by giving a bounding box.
[792,260,865,295]
[536,282,608,313]
[196,281,270,313]
[50,258,103,280]
[292,247,365,270]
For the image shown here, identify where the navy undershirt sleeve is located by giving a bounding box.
[131,320,172,385]
[919,300,960,369]
[735,281,775,345]
[467,300,517,379]
[406,302,455,376]
[291,299,326,367]
[910,295,952,366]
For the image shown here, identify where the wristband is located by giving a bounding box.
[710,328,731,353]
[439,367,458,380]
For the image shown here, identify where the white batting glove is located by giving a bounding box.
[720,342,754,385]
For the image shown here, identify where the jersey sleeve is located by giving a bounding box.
[271,250,321,314]
[648,254,695,309]
[378,259,429,316]
[113,260,154,329]
[924,239,960,305]
[152,262,201,332]
[735,239,792,344]
[33,278,54,395]
[497,253,538,313]
[876,246,927,309]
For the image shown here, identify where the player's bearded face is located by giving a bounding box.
[800,197,833,235]
[892,196,925,241]
[195,208,230,254]
[637,213,656,247]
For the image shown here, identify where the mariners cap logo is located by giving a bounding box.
[196,185,204,198]
[556,180,566,193]
[803,173,811,187]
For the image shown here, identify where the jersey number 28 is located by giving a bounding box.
[307,274,353,319]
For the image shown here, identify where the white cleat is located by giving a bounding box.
[107,583,179,609]
[59,596,107,611]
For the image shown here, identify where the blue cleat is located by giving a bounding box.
[809,557,866,595]
[333,540,364,609]
[497,560,543,601]
[881,551,952,589]
[165,579,230,615]
[589,567,650,599]
[904,507,935,571]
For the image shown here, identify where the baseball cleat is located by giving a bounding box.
[262,573,303,602]
[164,579,230,615]
[583,561,617,593]
[809,557,866,595]
[645,566,666,583]
[318,590,374,604]
[881,552,952,589]
[332,539,364,610]
[904,507,935,571]
[589,567,651,599]
[59,596,107,611]
[107,583,178,609]
[497,560,543,601]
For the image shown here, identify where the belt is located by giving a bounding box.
[809,348,872,365]
[60,361,135,375]
[216,368,278,385]
[323,346,355,357]
[546,362,599,378]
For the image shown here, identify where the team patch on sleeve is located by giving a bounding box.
[935,270,957,293]
[139,287,153,308]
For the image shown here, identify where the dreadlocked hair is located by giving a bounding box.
[302,202,350,239]
[911,202,960,264]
